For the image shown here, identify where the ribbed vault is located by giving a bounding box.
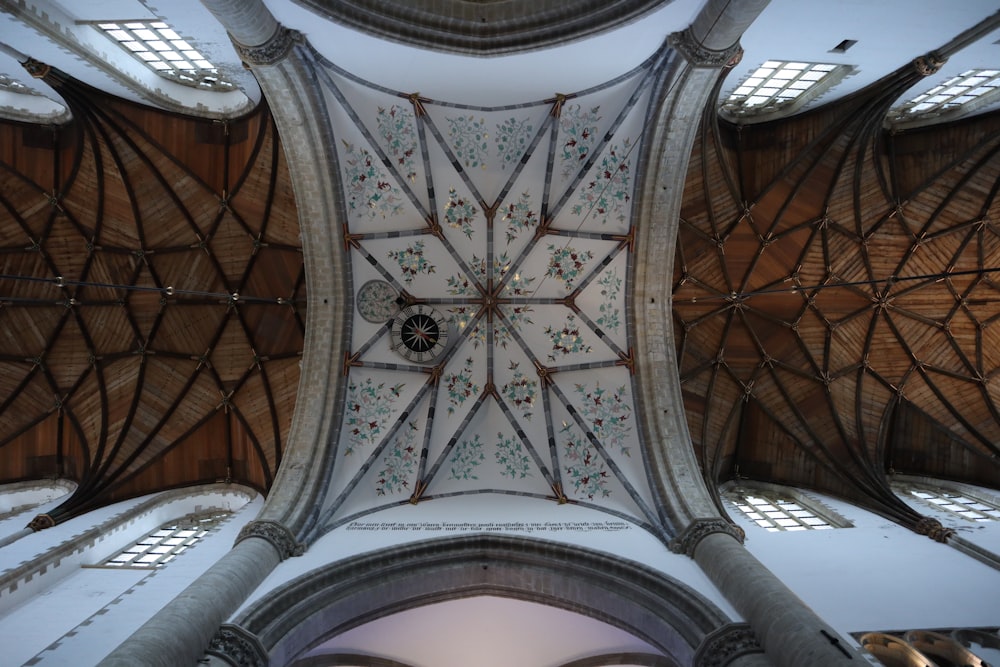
[0,70,304,520]
[675,62,1000,524]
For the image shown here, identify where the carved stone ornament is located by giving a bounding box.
[694,623,763,667]
[21,57,51,80]
[915,515,954,543]
[207,624,268,667]
[669,28,743,68]
[236,519,305,559]
[669,517,745,557]
[913,51,946,76]
[27,513,55,532]
[233,27,299,67]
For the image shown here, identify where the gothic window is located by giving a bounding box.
[722,484,850,532]
[889,69,1000,124]
[897,482,1000,523]
[720,61,851,120]
[102,511,230,568]
[95,21,234,90]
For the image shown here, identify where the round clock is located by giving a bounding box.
[357,280,400,323]
[390,304,449,363]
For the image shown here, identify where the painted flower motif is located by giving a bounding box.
[495,116,534,170]
[446,115,489,169]
[559,104,601,178]
[495,432,533,479]
[449,434,485,480]
[571,139,632,225]
[563,434,610,500]
[574,382,632,456]
[503,304,533,330]
[545,314,592,361]
[376,421,418,495]
[388,240,435,285]
[445,358,480,416]
[342,141,403,219]
[444,188,478,239]
[596,269,622,333]
[502,191,538,244]
[502,361,537,420]
[376,105,418,184]
[345,378,405,455]
[496,254,537,297]
[546,244,594,291]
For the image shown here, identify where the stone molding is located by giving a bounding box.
[668,27,742,68]
[208,624,268,667]
[670,517,745,557]
[694,623,763,667]
[231,534,729,665]
[233,27,299,67]
[913,51,946,76]
[26,513,55,531]
[236,519,304,559]
[21,57,51,79]
[288,0,665,56]
[914,516,955,543]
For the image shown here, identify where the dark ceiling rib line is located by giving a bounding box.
[904,137,1000,252]
[317,381,439,531]
[880,307,999,458]
[90,337,225,498]
[0,274,294,304]
[674,265,1000,302]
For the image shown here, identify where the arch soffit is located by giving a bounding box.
[288,0,671,56]
[232,535,730,666]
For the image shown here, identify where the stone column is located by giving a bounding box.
[99,0,350,662]
[99,536,282,667]
[675,524,866,667]
[694,623,773,667]
[634,2,867,666]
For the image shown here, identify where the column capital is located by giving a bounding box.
[207,624,268,667]
[669,27,743,68]
[695,623,764,667]
[27,513,55,531]
[913,51,947,76]
[21,57,52,80]
[233,27,299,67]
[915,515,954,542]
[669,517,744,557]
[236,519,304,559]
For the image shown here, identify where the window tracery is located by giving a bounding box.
[889,69,1000,125]
[722,483,850,532]
[720,60,850,120]
[895,480,1000,523]
[96,21,234,90]
[102,510,231,568]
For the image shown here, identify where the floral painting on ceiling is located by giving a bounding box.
[315,43,672,534]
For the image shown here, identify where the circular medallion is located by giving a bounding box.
[390,304,449,363]
[357,280,400,323]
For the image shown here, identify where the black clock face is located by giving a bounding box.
[390,305,449,363]
[401,312,439,352]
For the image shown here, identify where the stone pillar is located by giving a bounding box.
[635,2,867,666]
[694,623,773,667]
[677,525,866,667]
[99,0,350,663]
[98,536,282,667]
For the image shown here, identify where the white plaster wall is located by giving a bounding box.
[0,486,256,615]
[234,494,741,621]
[0,492,262,667]
[724,486,1000,635]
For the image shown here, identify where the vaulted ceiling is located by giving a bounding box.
[675,65,1000,522]
[0,74,303,519]
[0,0,999,525]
